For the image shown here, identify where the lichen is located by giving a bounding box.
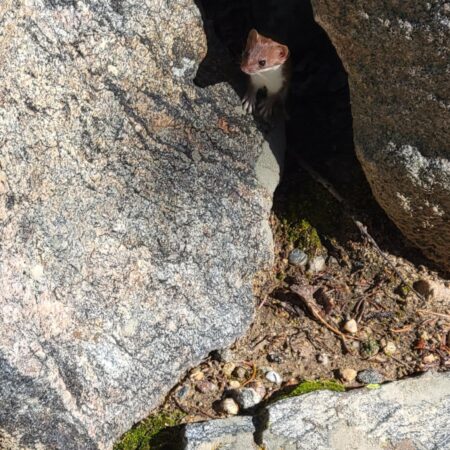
[114,410,185,450]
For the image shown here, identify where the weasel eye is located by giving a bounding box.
[258,60,266,67]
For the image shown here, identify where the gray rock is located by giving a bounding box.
[311,1,450,270]
[234,388,263,410]
[182,372,450,450]
[288,249,308,267]
[183,416,258,450]
[357,369,384,385]
[0,1,283,448]
[261,371,450,449]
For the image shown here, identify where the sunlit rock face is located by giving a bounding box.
[0,1,279,448]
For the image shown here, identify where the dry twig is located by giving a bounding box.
[295,156,426,303]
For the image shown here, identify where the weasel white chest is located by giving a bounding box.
[250,66,284,95]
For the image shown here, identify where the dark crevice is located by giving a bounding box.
[194,0,437,269]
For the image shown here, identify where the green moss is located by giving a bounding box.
[286,380,345,398]
[361,338,380,358]
[114,410,185,450]
[283,218,323,257]
[395,283,411,299]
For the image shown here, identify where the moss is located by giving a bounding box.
[361,338,380,358]
[395,283,411,299]
[114,410,185,450]
[285,380,345,398]
[283,218,323,257]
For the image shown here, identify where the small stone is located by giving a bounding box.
[247,381,266,399]
[383,341,397,355]
[307,256,326,274]
[212,348,234,363]
[265,370,282,385]
[423,354,438,364]
[317,353,330,365]
[190,368,204,381]
[220,398,239,415]
[327,256,339,266]
[233,388,262,410]
[267,353,282,364]
[175,385,190,400]
[228,380,241,389]
[357,369,384,385]
[196,380,218,394]
[340,368,357,383]
[232,366,247,380]
[288,249,308,267]
[223,362,236,377]
[344,319,358,334]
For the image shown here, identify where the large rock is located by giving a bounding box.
[310,0,450,270]
[0,1,281,448]
[183,372,450,449]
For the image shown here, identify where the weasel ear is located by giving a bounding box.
[248,29,259,42]
[278,44,290,61]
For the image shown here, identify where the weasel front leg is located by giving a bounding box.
[258,94,277,119]
[242,82,257,114]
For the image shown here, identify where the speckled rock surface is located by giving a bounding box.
[311,0,450,270]
[0,1,280,448]
[182,372,450,450]
[183,417,258,450]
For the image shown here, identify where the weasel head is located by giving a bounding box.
[240,29,289,75]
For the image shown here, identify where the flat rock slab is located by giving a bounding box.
[0,1,282,448]
[183,372,450,450]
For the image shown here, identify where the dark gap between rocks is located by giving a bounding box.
[194,0,432,267]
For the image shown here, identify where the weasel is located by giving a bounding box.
[240,29,291,119]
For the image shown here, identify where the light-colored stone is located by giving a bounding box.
[266,370,283,385]
[340,368,357,383]
[344,319,358,334]
[220,398,239,416]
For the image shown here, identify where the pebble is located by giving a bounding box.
[357,369,384,385]
[222,362,236,377]
[232,366,247,380]
[307,255,326,274]
[175,385,190,400]
[196,380,218,394]
[343,319,358,334]
[340,368,357,383]
[228,380,241,389]
[234,388,262,410]
[265,370,282,385]
[220,398,239,415]
[288,249,308,267]
[327,256,339,266]
[423,354,438,364]
[190,368,204,381]
[267,353,283,364]
[317,353,330,366]
[383,341,397,355]
[247,381,266,399]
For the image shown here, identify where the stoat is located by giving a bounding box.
[240,29,291,119]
